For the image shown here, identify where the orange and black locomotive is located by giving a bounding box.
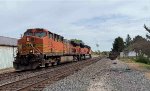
[13,28,91,71]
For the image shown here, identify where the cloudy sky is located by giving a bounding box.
[0,0,150,51]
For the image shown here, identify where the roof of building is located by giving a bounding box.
[0,36,17,46]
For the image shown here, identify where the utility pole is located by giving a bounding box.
[96,43,100,56]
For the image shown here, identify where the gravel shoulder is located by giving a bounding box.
[43,58,150,91]
[119,58,150,80]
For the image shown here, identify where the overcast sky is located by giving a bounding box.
[0,0,150,51]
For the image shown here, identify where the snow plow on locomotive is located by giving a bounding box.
[13,28,92,71]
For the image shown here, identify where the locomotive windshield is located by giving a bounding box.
[24,32,33,36]
[35,32,46,38]
[24,29,47,38]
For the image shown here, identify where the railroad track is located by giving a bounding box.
[0,61,77,87]
[0,57,101,91]
[0,66,55,87]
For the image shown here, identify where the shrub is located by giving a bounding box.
[135,55,150,64]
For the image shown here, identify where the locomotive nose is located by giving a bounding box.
[23,36,43,54]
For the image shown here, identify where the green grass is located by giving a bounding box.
[135,56,150,64]
[137,62,150,70]
[120,57,150,70]
[119,57,135,63]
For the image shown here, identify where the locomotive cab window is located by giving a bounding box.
[58,35,61,42]
[52,33,54,39]
[49,32,53,38]
[35,31,46,38]
[56,35,59,42]
[54,34,57,41]
[60,36,64,42]
[24,32,33,36]
[54,34,59,42]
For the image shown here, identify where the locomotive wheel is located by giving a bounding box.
[45,63,49,67]
[78,55,81,61]
[36,65,41,69]
[57,60,61,65]
[51,62,54,66]
[54,61,58,66]
[51,62,57,66]
[73,56,78,61]
[56,57,61,65]
[89,54,92,58]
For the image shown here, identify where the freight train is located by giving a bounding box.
[109,51,118,60]
[13,28,92,71]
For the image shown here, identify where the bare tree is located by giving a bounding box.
[131,35,150,57]
[144,24,150,39]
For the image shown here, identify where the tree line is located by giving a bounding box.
[111,24,150,64]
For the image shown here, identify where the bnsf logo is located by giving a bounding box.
[20,44,43,48]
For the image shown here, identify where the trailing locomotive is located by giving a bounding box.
[13,28,92,71]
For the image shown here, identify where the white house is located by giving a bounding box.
[120,51,136,57]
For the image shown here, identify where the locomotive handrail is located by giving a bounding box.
[30,43,42,54]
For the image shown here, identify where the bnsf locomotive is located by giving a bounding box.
[13,28,91,71]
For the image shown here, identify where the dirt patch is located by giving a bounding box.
[126,63,144,71]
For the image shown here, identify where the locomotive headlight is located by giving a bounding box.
[30,49,33,53]
[29,49,34,54]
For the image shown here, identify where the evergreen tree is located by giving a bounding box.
[112,37,125,52]
[125,34,132,48]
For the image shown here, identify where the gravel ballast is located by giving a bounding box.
[43,58,150,91]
